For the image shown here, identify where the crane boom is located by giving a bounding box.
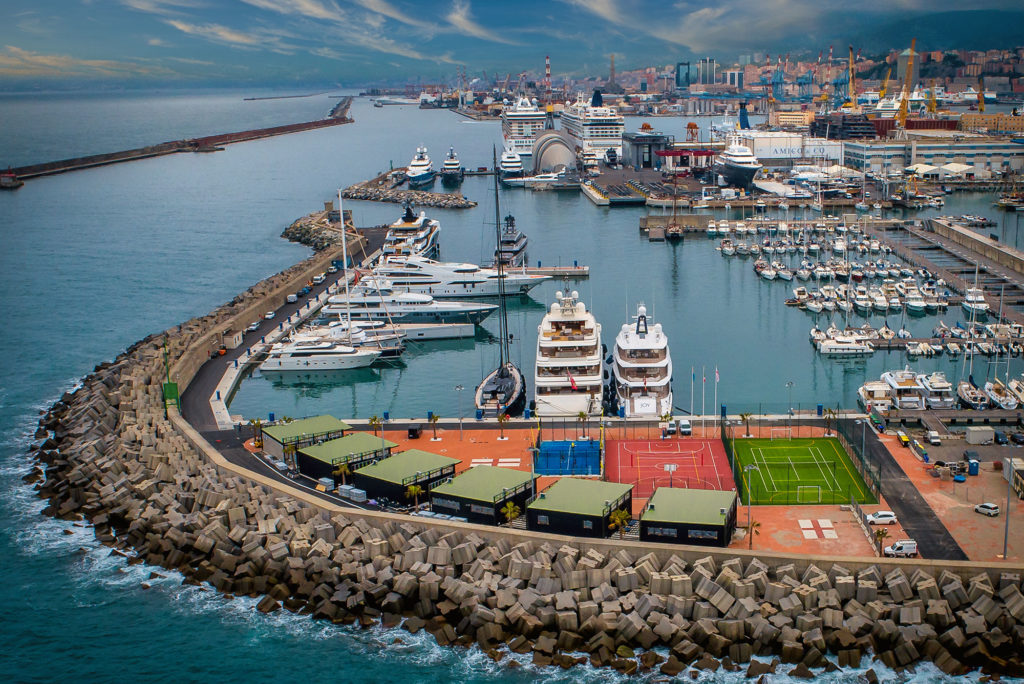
[847,45,856,108]
[978,76,986,113]
[896,38,916,128]
[928,79,937,114]
[879,68,891,99]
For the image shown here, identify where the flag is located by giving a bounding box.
[715,367,720,383]
[692,368,695,382]
[567,371,577,390]
[703,373,706,384]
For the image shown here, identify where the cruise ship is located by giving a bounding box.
[406,146,435,188]
[259,338,381,371]
[534,290,603,416]
[323,278,497,325]
[609,304,673,418]
[382,205,440,259]
[499,145,524,180]
[440,147,464,186]
[501,95,546,156]
[712,137,762,189]
[372,255,549,298]
[560,90,625,162]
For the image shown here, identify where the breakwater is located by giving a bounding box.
[26,242,1024,678]
[9,97,353,181]
[343,169,477,209]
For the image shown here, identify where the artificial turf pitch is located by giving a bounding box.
[732,437,877,505]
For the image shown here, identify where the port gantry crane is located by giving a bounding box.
[896,37,917,128]
[839,45,860,111]
[878,68,891,99]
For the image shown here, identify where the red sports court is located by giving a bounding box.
[605,437,736,497]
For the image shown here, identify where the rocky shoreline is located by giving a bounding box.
[280,210,345,251]
[24,249,1024,679]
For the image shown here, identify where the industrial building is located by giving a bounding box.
[639,488,738,547]
[526,478,633,538]
[429,466,536,525]
[260,415,350,461]
[621,128,674,169]
[733,131,843,168]
[296,432,397,480]
[351,449,458,502]
[843,133,1024,175]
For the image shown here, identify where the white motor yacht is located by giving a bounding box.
[610,304,673,418]
[858,380,893,413]
[324,277,496,324]
[406,146,435,188]
[440,146,464,186]
[373,255,549,298]
[918,371,956,409]
[962,288,990,316]
[499,145,523,179]
[259,338,381,371]
[712,136,762,189]
[881,366,926,410]
[817,335,874,356]
[382,205,441,259]
[535,290,603,416]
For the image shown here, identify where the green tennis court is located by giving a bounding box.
[732,437,877,505]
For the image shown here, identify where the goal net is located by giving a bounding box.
[796,485,821,503]
[769,427,793,441]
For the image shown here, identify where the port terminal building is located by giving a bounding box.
[352,449,458,502]
[429,466,536,525]
[260,415,350,460]
[732,131,843,169]
[638,488,738,547]
[296,432,398,480]
[526,478,633,538]
[842,132,1024,176]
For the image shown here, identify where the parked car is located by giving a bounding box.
[246,322,260,333]
[327,265,339,274]
[286,294,298,303]
[883,539,918,558]
[974,502,1000,517]
[298,286,312,296]
[866,510,898,525]
[678,419,692,436]
[264,311,276,320]
[1011,432,1024,445]
[994,430,1008,445]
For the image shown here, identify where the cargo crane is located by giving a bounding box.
[841,45,860,111]
[896,38,916,128]
[797,71,814,99]
[978,76,986,113]
[879,68,891,99]
[927,79,938,114]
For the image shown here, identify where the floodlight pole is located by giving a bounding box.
[1004,464,1012,559]
[455,384,465,440]
[744,463,758,537]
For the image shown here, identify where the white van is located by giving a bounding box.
[286,294,298,303]
[926,430,941,446]
[312,273,326,285]
[883,539,918,558]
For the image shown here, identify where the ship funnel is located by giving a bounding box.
[591,89,603,107]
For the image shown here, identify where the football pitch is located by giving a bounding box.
[733,437,877,505]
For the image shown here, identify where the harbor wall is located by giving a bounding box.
[929,218,1024,277]
[26,226,1024,677]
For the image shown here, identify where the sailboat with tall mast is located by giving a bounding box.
[475,148,527,418]
[957,263,991,410]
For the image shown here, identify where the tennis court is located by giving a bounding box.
[732,437,877,505]
[605,438,736,497]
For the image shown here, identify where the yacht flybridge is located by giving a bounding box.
[609,304,673,418]
[372,255,548,298]
[382,205,440,259]
[534,290,603,416]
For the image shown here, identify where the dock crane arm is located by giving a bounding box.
[978,76,985,113]
[879,68,891,99]
[896,38,916,128]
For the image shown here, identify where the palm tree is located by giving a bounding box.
[578,411,588,439]
[368,414,382,437]
[405,484,424,509]
[874,527,889,554]
[739,412,753,437]
[249,418,263,449]
[497,412,509,440]
[608,509,631,539]
[824,408,837,436]
[747,520,761,549]
[332,462,351,487]
[429,412,440,440]
[500,501,521,523]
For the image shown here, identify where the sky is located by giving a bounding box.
[0,0,1021,86]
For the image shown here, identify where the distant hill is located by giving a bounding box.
[843,10,1024,53]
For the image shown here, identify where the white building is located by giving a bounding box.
[734,131,844,168]
[843,133,1024,176]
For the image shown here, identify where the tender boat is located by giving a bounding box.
[535,290,603,416]
[609,304,673,418]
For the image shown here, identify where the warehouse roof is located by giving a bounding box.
[641,488,737,526]
[355,449,458,484]
[528,478,632,517]
[431,466,533,503]
[299,432,397,464]
[262,415,350,443]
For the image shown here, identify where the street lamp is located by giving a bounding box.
[454,384,465,440]
[528,446,539,498]
[786,381,794,426]
[1004,465,1013,560]
[744,464,758,541]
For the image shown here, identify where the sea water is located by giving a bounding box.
[0,90,1016,682]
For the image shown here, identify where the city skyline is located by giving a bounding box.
[1,0,1023,86]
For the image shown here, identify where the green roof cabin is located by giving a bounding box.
[430,466,536,525]
[639,488,738,547]
[296,432,398,481]
[260,415,350,460]
[352,449,459,504]
[526,478,633,539]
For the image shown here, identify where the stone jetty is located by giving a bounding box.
[280,209,345,251]
[25,242,1024,678]
[342,170,476,209]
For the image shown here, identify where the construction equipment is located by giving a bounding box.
[978,76,986,113]
[501,73,512,95]
[896,38,916,128]
[927,79,938,114]
[841,45,859,111]
[879,68,891,99]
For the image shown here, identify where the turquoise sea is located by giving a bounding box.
[0,89,1018,682]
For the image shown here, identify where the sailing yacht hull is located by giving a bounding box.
[474,363,526,418]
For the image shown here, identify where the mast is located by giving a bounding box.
[337,188,354,343]
[492,147,510,375]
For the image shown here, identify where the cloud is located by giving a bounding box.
[168,56,214,65]
[239,0,345,22]
[445,0,519,45]
[120,0,204,17]
[147,37,169,46]
[350,0,432,28]
[562,0,626,23]
[164,19,265,47]
[0,44,173,77]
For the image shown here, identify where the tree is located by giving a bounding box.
[249,418,263,449]
[608,509,631,539]
[332,462,351,487]
[578,411,588,439]
[405,484,424,509]
[747,520,761,549]
[368,415,382,437]
[824,408,837,436]
[500,501,521,523]
[497,412,509,440]
[429,412,440,440]
[739,412,753,437]
[874,527,890,554]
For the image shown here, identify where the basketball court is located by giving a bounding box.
[605,437,736,497]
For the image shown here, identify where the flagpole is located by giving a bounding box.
[701,365,706,435]
[690,366,695,417]
[714,365,718,433]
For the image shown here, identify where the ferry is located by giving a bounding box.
[534,290,603,416]
[560,90,624,162]
[609,304,673,418]
[501,95,546,156]
[259,338,381,371]
[382,205,440,259]
[372,254,549,298]
[406,146,435,188]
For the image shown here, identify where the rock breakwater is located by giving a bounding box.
[24,249,1024,678]
[342,171,476,209]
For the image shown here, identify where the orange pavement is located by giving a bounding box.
[728,504,896,557]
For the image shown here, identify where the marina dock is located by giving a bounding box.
[519,264,589,278]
